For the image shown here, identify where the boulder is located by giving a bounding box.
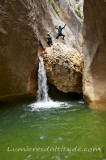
[43,43,83,93]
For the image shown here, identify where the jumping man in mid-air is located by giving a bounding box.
[55,24,66,40]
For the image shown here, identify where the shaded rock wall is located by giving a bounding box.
[83,0,106,110]
[0,0,39,100]
[48,82,83,101]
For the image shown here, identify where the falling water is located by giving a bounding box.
[37,56,50,102]
[29,56,69,111]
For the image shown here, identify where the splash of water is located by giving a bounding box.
[29,101,69,111]
[37,56,50,102]
[29,56,69,111]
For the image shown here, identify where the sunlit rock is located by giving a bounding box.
[43,43,83,93]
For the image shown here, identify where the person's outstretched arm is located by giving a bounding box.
[62,24,66,29]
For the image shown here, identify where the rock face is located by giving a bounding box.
[83,0,106,110]
[55,0,82,33]
[49,0,83,53]
[33,0,83,53]
[0,0,83,101]
[43,43,83,93]
[0,0,38,100]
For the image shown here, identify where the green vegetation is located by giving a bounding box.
[48,0,59,16]
[70,3,83,20]
[74,7,83,19]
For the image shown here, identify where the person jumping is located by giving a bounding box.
[55,24,66,40]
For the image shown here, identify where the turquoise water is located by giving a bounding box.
[0,101,106,160]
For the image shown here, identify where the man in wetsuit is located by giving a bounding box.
[46,33,53,46]
[55,24,66,40]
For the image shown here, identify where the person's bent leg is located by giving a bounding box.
[47,41,51,46]
[59,33,65,40]
[62,34,65,40]
[56,34,60,39]
[50,40,53,45]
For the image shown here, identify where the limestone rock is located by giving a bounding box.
[0,0,83,102]
[0,0,38,101]
[83,0,106,111]
[43,43,83,93]
[49,0,83,53]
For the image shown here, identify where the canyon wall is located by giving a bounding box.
[0,0,39,101]
[83,0,106,110]
[0,0,58,101]
[0,0,83,101]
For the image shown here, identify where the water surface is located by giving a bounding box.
[0,101,106,160]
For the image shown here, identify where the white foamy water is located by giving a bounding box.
[29,100,70,111]
[37,56,50,102]
[29,56,70,111]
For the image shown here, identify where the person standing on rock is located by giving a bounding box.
[46,33,53,46]
[55,24,66,40]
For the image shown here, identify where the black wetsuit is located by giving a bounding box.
[46,35,53,46]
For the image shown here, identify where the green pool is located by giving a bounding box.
[0,101,106,160]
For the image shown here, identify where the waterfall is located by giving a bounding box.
[29,55,69,111]
[37,56,50,102]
